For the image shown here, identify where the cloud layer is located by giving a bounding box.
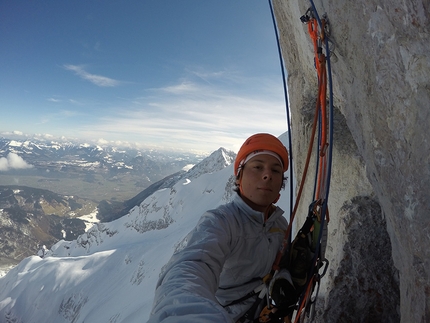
[78,70,288,153]
[0,153,34,171]
[6,66,288,154]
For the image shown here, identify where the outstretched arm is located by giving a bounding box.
[147,211,234,323]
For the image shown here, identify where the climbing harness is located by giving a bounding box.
[255,1,335,322]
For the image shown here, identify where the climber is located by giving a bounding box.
[147,133,298,323]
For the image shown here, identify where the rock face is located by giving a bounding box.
[272,1,429,322]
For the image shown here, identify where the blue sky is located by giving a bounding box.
[1,0,289,154]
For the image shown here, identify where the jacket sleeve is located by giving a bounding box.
[147,210,235,323]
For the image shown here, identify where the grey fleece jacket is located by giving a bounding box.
[147,193,288,323]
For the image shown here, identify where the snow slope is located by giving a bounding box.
[0,140,292,323]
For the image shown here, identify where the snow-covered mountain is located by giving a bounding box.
[0,137,199,173]
[0,137,205,202]
[0,137,292,323]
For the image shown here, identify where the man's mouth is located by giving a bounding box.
[258,187,272,192]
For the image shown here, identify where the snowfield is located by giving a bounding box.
[0,140,292,323]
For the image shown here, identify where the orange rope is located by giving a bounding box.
[271,16,329,273]
[293,276,315,323]
[271,92,320,272]
[292,17,329,323]
[268,15,330,323]
[310,17,328,201]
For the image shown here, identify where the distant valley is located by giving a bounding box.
[0,136,207,268]
[0,185,97,268]
[0,137,204,202]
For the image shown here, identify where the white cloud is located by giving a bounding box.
[0,131,28,140]
[0,158,8,171]
[63,64,120,87]
[38,109,84,125]
[47,98,61,102]
[160,81,199,94]
[96,138,109,145]
[0,153,33,171]
[77,77,287,153]
[8,68,287,154]
[34,133,54,139]
[68,99,83,105]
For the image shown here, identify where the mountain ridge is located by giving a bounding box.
[0,146,236,271]
[0,137,282,323]
[97,147,236,221]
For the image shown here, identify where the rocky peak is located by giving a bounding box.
[180,147,236,180]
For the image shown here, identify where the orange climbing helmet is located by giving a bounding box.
[234,133,289,176]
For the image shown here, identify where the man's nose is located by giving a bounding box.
[262,170,273,180]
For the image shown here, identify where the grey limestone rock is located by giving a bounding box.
[273,0,429,322]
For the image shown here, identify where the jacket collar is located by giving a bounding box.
[233,193,284,225]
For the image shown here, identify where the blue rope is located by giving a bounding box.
[312,112,322,198]
[267,0,294,226]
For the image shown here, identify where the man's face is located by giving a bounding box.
[237,154,283,212]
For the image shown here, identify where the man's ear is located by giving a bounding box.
[235,169,243,186]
